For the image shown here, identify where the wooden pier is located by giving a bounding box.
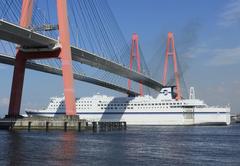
[92,121,127,132]
[0,115,87,131]
[0,116,127,132]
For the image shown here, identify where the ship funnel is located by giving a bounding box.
[189,87,195,99]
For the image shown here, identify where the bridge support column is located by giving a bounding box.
[57,0,76,115]
[8,52,26,117]
[128,33,143,96]
[8,0,76,117]
[162,32,181,100]
[8,0,33,117]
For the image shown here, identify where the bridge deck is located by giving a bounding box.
[0,20,163,91]
[0,53,139,96]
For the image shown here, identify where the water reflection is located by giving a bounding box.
[6,132,25,166]
[0,125,240,166]
[51,131,78,166]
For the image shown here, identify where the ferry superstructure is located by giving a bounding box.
[26,87,230,125]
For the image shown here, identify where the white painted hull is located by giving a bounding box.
[26,108,230,126]
[79,114,230,125]
[26,87,231,126]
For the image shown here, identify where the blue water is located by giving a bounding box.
[0,125,240,166]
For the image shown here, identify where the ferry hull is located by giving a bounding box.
[79,113,230,125]
[26,87,231,126]
[26,111,230,126]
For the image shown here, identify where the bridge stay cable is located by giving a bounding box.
[0,0,163,98]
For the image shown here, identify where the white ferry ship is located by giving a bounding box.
[26,87,230,125]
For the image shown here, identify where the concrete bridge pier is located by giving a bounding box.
[8,0,76,117]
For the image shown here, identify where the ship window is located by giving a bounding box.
[162,103,165,105]
[152,103,154,105]
[155,103,158,105]
[148,104,151,106]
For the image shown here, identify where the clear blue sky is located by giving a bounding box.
[0,0,240,117]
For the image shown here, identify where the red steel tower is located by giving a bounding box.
[162,32,181,100]
[8,0,76,117]
[128,33,143,96]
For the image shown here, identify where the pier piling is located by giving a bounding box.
[78,122,81,132]
[64,122,68,131]
[0,117,126,132]
[28,121,31,131]
[92,122,97,132]
[46,121,49,131]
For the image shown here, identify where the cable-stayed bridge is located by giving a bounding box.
[0,0,164,117]
[0,53,139,97]
[0,20,163,91]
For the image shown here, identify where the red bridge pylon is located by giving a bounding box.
[128,33,143,96]
[8,0,76,117]
[162,32,181,100]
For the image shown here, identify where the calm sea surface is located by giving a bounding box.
[0,124,240,166]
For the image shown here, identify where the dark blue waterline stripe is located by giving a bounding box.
[27,112,228,115]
